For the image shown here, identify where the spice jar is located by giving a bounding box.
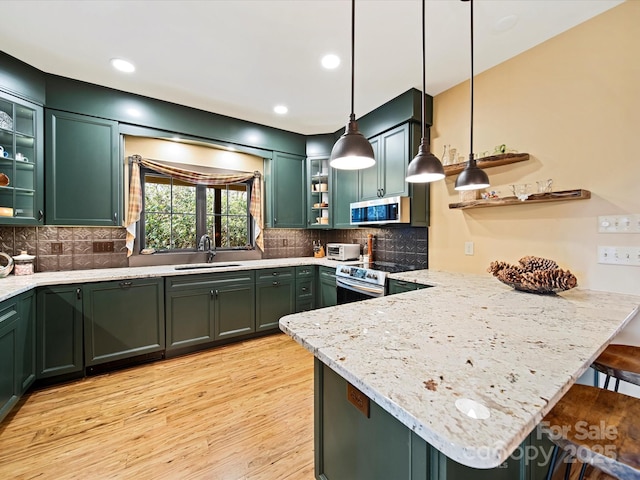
[13,250,35,275]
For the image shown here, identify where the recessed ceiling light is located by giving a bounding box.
[274,105,288,115]
[110,58,135,73]
[321,54,340,70]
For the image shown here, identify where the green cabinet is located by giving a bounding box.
[307,156,331,228]
[295,265,316,312]
[83,278,164,367]
[255,267,295,331]
[265,152,306,228]
[36,285,84,379]
[0,298,19,421]
[359,124,410,201]
[387,279,430,295]
[316,359,553,480]
[165,271,255,353]
[17,291,35,394]
[318,266,337,308]
[332,169,359,229]
[0,90,44,225]
[45,109,120,226]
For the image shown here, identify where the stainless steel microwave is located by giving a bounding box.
[350,196,410,225]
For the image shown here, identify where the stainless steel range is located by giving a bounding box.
[335,262,416,304]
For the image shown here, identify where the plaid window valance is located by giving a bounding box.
[124,154,263,256]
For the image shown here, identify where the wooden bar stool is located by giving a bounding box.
[542,384,640,480]
[591,344,640,392]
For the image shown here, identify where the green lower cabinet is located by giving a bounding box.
[0,299,19,422]
[36,285,84,379]
[318,266,337,308]
[165,271,256,352]
[387,279,430,295]
[17,292,35,394]
[316,359,553,480]
[83,278,164,367]
[296,265,316,312]
[256,267,295,331]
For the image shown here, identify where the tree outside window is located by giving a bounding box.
[141,171,251,251]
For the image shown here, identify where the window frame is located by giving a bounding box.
[139,167,253,253]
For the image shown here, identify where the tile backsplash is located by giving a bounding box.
[263,226,428,269]
[0,226,428,272]
[0,226,128,272]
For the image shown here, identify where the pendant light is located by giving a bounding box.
[455,0,490,191]
[406,0,444,184]
[329,0,375,170]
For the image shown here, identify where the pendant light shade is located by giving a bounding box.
[454,0,490,191]
[329,0,376,171]
[406,0,444,183]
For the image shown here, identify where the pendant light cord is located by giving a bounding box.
[469,0,475,162]
[421,0,426,141]
[350,0,356,118]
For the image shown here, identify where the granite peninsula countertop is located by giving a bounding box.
[0,257,345,303]
[279,270,640,469]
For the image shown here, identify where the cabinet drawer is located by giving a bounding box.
[256,267,295,283]
[166,271,255,292]
[297,279,314,298]
[0,301,18,325]
[295,265,315,278]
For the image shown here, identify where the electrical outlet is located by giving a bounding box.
[598,214,640,233]
[93,241,114,253]
[51,242,63,254]
[464,242,474,256]
[282,238,288,247]
[598,246,640,266]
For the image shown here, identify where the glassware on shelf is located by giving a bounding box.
[510,184,530,201]
[537,179,553,194]
[442,145,449,165]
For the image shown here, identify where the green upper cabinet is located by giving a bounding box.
[359,123,410,201]
[45,109,120,226]
[306,156,331,228]
[265,152,305,228]
[332,168,359,229]
[0,91,44,225]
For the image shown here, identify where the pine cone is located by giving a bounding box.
[519,268,577,293]
[496,267,524,287]
[487,260,512,275]
[518,256,559,272]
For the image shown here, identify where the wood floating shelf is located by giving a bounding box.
[443,153,530,176]
[449,189,591,210]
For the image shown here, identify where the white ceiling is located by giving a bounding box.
[0,0,623,135]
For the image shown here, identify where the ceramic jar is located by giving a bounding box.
[12,250,35,275]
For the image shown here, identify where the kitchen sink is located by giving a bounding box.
[174,263,242,270]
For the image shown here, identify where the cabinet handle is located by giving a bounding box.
[119,281,133,288]
[301,287,308,292]
[76,288,82,300]
[210,289,218,298]
[113,212,118,225]
[272,272,279,276]
[38,209,44,221]
[274,217,277,224]
[272,281,280,286]
[380,188,385,197]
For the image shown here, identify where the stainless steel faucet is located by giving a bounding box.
[198,234,216,263]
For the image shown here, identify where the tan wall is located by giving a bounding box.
[429,1,640,299]
[123,136,263,173]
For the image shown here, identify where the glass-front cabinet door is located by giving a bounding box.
[307,156,331,228]
[0,91,43,225]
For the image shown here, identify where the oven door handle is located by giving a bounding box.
[336,277,384,296]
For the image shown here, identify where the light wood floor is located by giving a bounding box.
[0,333,315,480]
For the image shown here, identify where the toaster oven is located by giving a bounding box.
[326,243,360,261]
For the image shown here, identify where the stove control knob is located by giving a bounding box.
[367,272,378,280]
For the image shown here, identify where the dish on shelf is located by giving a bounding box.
[0,206,14,217]
[550,191,581,197]
[0,173,9,186]
[0,111,12,130]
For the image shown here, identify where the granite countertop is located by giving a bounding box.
[279,270,640,469]
[0,257,344,303]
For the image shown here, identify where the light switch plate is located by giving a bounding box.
[598,214,640,233]
[598,246,640,266]
[464,242,474,256]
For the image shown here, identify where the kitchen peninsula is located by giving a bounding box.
[279,270,640,480]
